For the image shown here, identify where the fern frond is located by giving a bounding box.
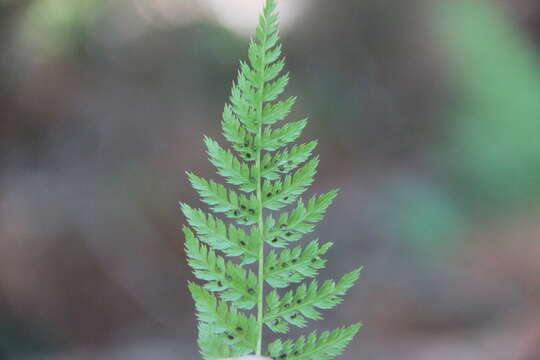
[261,141,317,181]
[230,64,258,133]
[263,73,290,102]
[267,324,362,360]
[264,269,362,331]
[182,0,362,357]
[204,136,256,192]
[262,119,308,151]
[264,240,332,288]
[262,95,296,126]
[265,190,338,246]
[188,173,259,225]
[222,105,255,156]
[185,228,258,309]
[198,323,239,359]
[263,59,287,87]
[262,157,319,211]
[189,284,258,355]
[181,204,259,264]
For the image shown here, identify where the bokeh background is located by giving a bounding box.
[1,0,540,359]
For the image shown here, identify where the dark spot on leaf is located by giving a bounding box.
[249,209,255,215]
[243,217,249,222]
[291,313,297,319]
[292,258,298,263]
[241,205,246,210]
[227,334,235,340]
[234,210,240,216]
[296,299,302,304]
[283,196,289,201]
[236,326,243,332]
[240,241,246,246]
[273,319,280,325]
[267,192,272,198]
[226,275,233,280]
[246,153,252,159]
[269,266,275,270]
[248,288,255,295]
[279,354,287,359]
[278,165,285,171]
[272,238,278,243]
[217,281,223,287]
[281,263,287,268]
[286,232,292,237]
[280,224,287,230]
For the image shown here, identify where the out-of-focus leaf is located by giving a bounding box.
[434,0,540,212]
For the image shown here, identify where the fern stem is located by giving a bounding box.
[255,145,264,356]
[255,124,264,354]
[255,13,268,356]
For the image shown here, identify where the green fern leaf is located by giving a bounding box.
[198,323,239,359]
[182,0,362,358]
[262,119,308,151]
[181,204,259,264]
[267,324,362,360]
[185,227,258,309]
[265,190,338,247]
[264,240,332,288]
[221,105,254,155]
[189,284,258,355]
[261,141,317,181]
[264,269,362,331]
[205,136,256,192]
[187,173,259,225]
[262,157,319,211]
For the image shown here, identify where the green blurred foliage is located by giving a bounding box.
[16,0,97,58]
[380,178,468,256]
[437,0,540,213]
[381,0,540,254]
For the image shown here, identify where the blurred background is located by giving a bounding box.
[1,0,540,359]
